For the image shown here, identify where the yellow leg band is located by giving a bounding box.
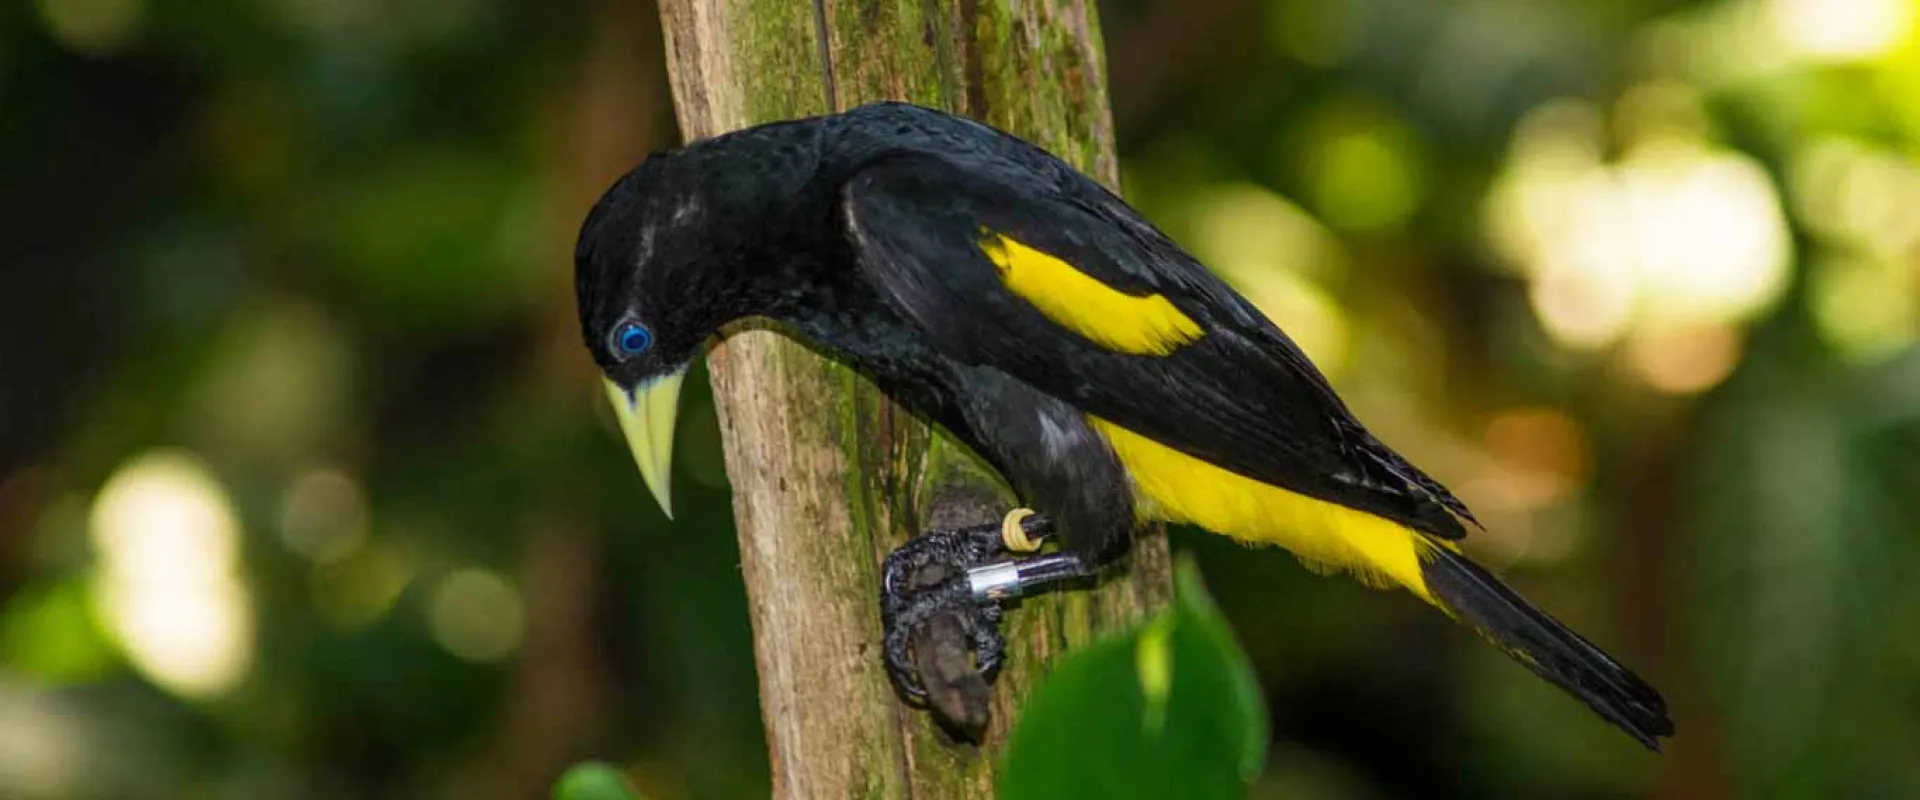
[1001,508,1042,553]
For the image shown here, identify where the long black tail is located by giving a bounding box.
[1419,543,1674,750]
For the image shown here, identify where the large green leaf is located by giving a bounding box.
[1000,557,1268,799]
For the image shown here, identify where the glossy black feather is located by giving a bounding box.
[839,145,1472,540]
[1421,547,1675,749]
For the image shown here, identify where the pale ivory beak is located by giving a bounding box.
[602,369,688,519]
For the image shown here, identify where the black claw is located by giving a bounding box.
[882,578,976,699]
[878,516,1048,706]
[882,603,927,700]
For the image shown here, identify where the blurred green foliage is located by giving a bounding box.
[3,0,1919,797]
[553,763,644,800]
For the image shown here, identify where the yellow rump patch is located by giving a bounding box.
[1090,417,1439,604]
[979,232,1202,356]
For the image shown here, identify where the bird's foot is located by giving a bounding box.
[880,510,1051,711]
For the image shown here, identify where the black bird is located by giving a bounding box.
[575,102,1673,749]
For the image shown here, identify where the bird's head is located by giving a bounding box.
[575,135,819,517]
[574,151,720,519]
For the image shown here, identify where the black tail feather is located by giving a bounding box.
[1420,544,1674,750]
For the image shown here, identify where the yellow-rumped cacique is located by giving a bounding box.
[575,101,1672,749]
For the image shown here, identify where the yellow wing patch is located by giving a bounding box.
[979,232,1202,356]
[1090,417,1440,604]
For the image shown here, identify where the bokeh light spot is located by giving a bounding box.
[1485,99,1608,279]
[1790,137,1920,255]
[189,301,356,464]
[1490,98,1789,354]
[1528,241,1637,350]
[428,568,524,662]
[1298,110,1428,233]
[88,451,253,699]
[1620,142,1792,328]
[1463,407,1592,565]
[1271,1,1360,67]
[1624,324,1745,394]
[1189,184,1345,284]
[279,468,369,564]
[34,0,143,56]
[1811,254,1919,363]
[0,682,86,799]
[1614,80,1713,148]
[1770,0,1914,63]
[311,541,411,630]
[1483,408,1591,502]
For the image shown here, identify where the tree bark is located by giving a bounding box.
[653,1,1173,797]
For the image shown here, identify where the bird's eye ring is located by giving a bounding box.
[612,321,654,358]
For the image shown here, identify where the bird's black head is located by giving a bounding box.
[574,124,824,515]
[576,126,825,383]
[576,151,714,386]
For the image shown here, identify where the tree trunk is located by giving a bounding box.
[653,1,1173,797]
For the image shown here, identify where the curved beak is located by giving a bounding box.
[602,369,688,519]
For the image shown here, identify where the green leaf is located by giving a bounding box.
[999,557,1268,799]
[552,762,643,800]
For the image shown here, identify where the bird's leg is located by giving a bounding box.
[880,509,1061,704]
[961,552,1094,602]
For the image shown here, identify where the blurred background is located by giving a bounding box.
[3,0,1918,796]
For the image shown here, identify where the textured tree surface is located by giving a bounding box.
[654,1,1174,797]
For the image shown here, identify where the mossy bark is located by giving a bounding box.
[655,1,1172,797]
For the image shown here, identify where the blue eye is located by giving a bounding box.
[613,322,653,357]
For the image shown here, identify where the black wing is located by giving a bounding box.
[840,151,1474,540]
